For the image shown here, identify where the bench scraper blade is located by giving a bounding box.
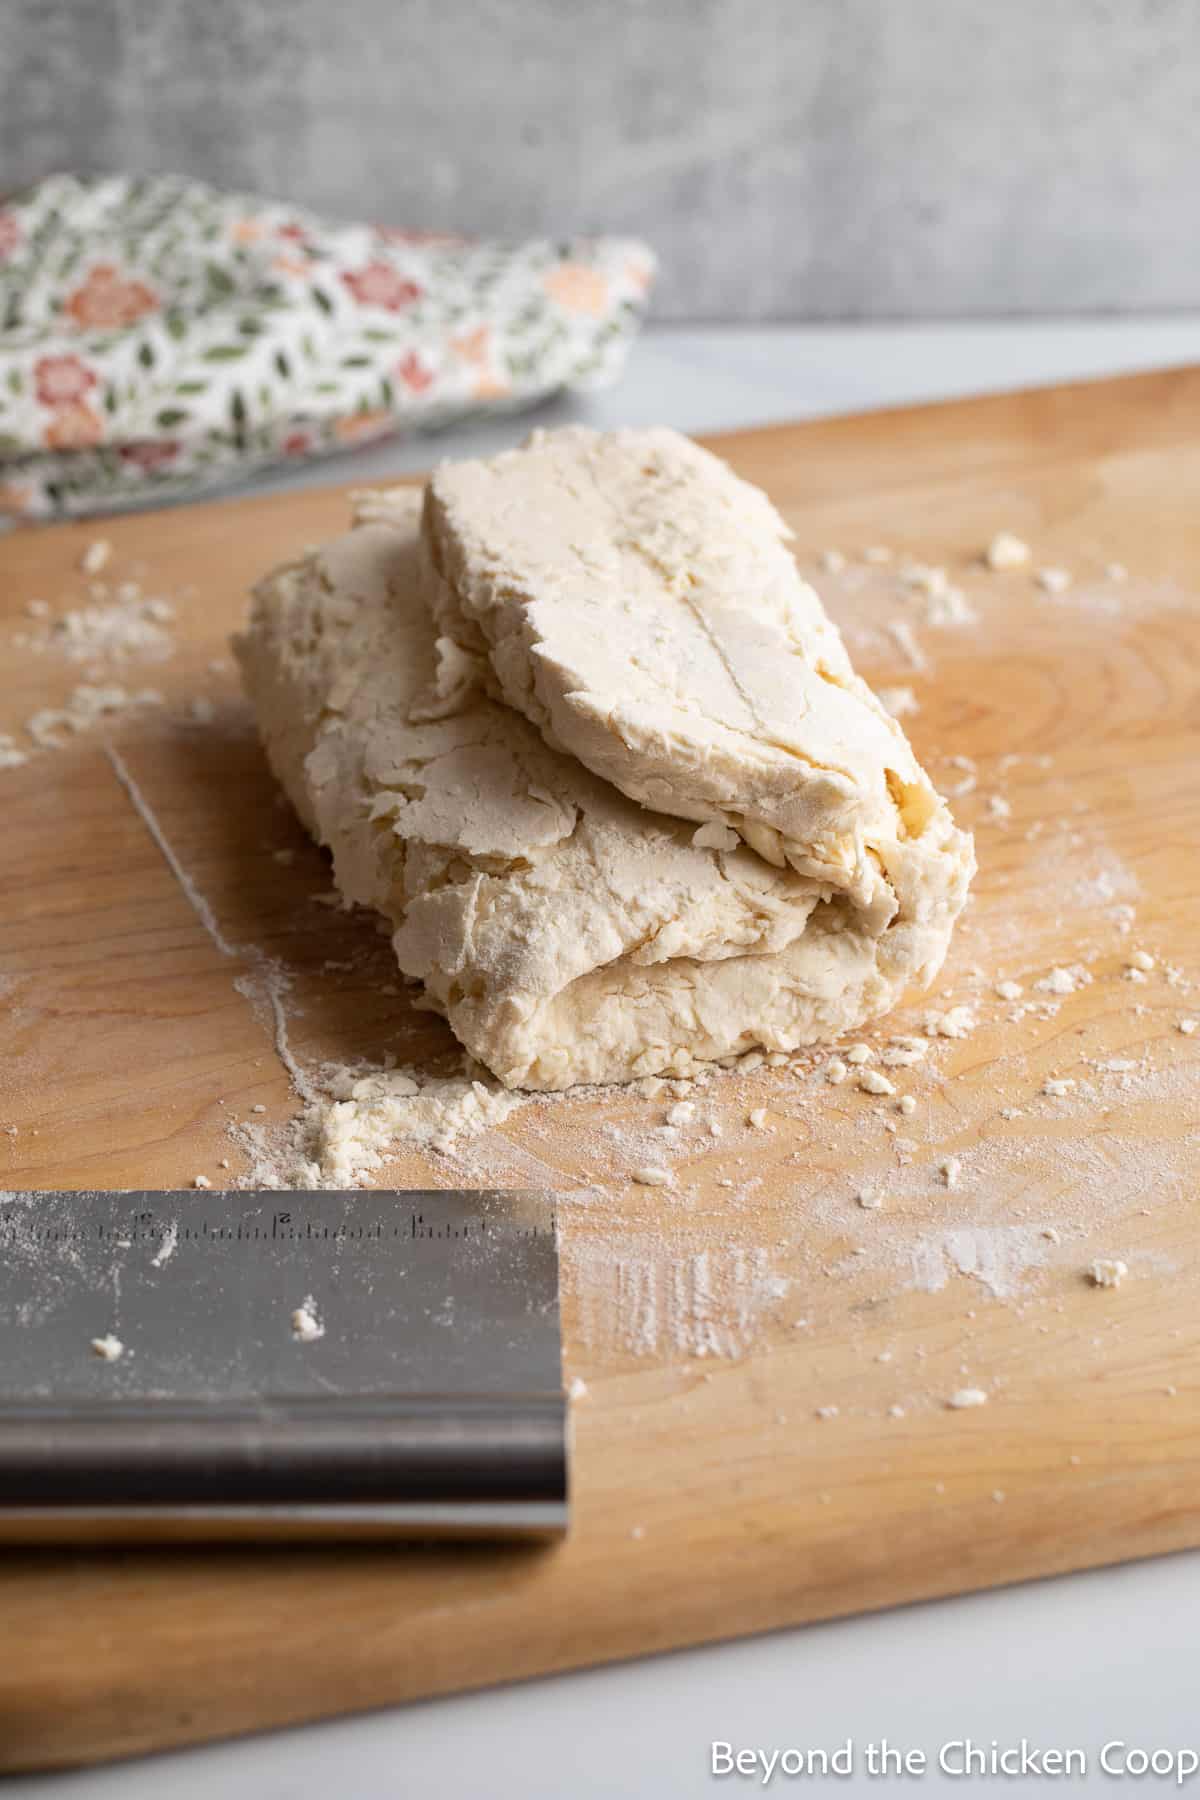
[0,1188,566,1542]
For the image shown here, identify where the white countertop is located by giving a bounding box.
[15,318,1200,1799]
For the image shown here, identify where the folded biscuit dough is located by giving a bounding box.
[235,478,973,1091]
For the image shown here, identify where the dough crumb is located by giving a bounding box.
[845,1043,873,1065]
[939,1155,962,1189]
[747,1107,769,1129]
[632,1166,672,1187]
[897,1094,917,1116]
[995,979,1024,1001]
[888,1404,906,1419]
[90,1333,124,1362]
[824,1059,848,1085]
[816,1404,840,1419]
[1042,1077,1076,1097]
[1090,1258,1128,1289]
[984,531,1030,570]
[291,1300,325,1342]
[1036,566,1072,595]
[193,1174,212,1189]
[1035,964,1091,995]
[568,1376,589,1400]
[877,685,919,719]
[1128,949,1155,973]
[858,1069,895,1096]
[665,1100,695,1127]
[856,1190,884,1210]
[81,539,113,575]
[947,1386,989,1409]
[1179,1018,1198,1036]
[924,1005,976,1039]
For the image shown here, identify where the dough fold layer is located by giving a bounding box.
[423,426,952,918]
[235,480,974,1091]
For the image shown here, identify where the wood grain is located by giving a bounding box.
[1,368,1198,1771]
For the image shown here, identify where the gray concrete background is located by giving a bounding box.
[2,0,1198,322]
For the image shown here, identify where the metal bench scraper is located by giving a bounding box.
[0,1188,566,1542]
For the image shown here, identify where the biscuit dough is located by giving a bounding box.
[236,483,973,1091]
[424,427,949,920]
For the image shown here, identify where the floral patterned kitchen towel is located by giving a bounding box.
[0,173,655,521]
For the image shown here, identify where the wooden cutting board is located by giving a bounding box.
[1,369,1198,1772]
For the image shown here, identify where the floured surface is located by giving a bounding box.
[0,370,1198,1772]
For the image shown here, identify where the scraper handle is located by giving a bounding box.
[0,1394,568,1542]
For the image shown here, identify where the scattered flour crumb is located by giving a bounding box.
[1035,964,1092,996]
[924,1005,976,1039]
[25,682,164,750]
[1042,1077,1076,1097]
[877,685,919,719]
[858,1069,895,1096]
[666,1101,695,1127]
[939,1156,962,1190]
[1090,1258,1128,1290]
[995,979,1024,1001]
[1128,950,1155,973]
[568,1376,589,1401]
[824,1059,848,1085]
[1179,1019,1197,1036]
[291,1299,325,1342]
[863,545,892,564]
[819,549,847,574]
[747,1107,769,1129]
[1104,561,1128,582]
[816,1404,840,1419]
[925,585,977,628]
[845,1043,873,1065]
[81,539,113,575]
[947,1387,989,1409]
[984,531,1030,570]
[193,1174,212,1189]
[1036,566,1072,595]
[886,618,928,672]
[90,1333,124,1362]
[857,1190,884,1210]
[984,794,1011,822]
[632,1166,673,1187]
[897,1094,917,1117]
